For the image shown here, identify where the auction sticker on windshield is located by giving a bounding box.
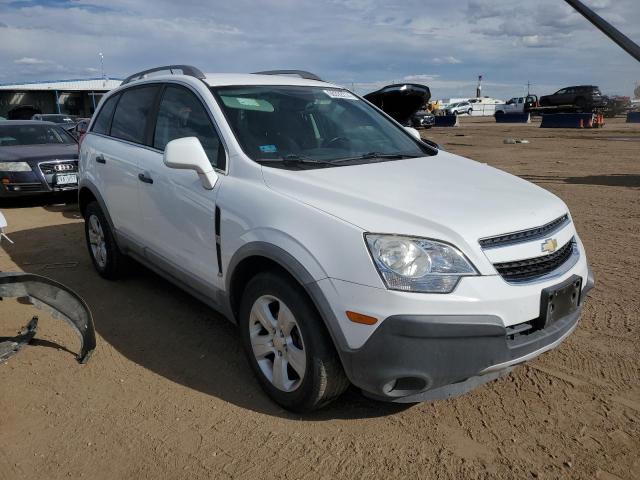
[324,89,358,100]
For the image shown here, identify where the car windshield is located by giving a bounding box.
[0,124,76,146]
[211,85,434,166]
[39,115,76,124]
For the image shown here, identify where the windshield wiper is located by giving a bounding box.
[332,152,421,163]
[257,154,336,167]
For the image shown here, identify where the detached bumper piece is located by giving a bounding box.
[0,272,96,364]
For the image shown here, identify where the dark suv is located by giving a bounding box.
[539,85,606,110]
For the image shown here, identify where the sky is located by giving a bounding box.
[0,0,638,100]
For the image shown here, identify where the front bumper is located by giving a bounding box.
[0,160,78,197]
[316,256,593,401]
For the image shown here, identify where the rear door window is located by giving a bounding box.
[91,94,119,135]
[111,86,159,144]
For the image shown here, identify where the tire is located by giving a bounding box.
[467,109,473,116]
[84,201,126,280]
[574,97,586,111]
[239,271,349,412]
[540,98,550,107]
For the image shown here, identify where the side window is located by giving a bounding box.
[111,86,159,144]
[153,86,224,169]
[91,94,119,135]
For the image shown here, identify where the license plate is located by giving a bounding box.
[540,275,582,327]
[55,173,77,185]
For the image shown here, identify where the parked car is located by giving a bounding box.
[445,101,473,115]
[31,114,78,124]
[79,65,593,411]
[411,110,435,129]
[0,121,79,197]
[496,95,539,115]
[364,83,431,127]
[539,85,606,110]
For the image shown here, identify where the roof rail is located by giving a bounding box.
[121,65,206,85]
[252,70,324,82]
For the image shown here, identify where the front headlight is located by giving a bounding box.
[0,162,32,172]
[365,234,477,293]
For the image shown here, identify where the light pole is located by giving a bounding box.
[98,52,105,83]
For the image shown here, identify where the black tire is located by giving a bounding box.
[574,97,586,111]
[540,98,550,107]
[467,109,473,115]
[239,271,349,412]
[84,201,126,280]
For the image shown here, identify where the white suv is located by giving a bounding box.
[79,65,594,411]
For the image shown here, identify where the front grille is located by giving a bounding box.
[39,161,78,175]
[494,239,575,282]
[479,214,570,249]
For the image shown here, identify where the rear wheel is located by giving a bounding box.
[84,201,126,279]
[239,271,349,412]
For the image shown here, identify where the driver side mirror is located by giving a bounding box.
[163,137,218,190]
[404,126,421,140]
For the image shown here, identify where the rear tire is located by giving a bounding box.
[239,271,349,412]
[84,201,126,280]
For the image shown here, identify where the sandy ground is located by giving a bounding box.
[0,117,638,480]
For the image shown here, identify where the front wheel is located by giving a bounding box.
[239,272,349,412]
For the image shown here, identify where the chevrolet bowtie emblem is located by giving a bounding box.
[541,238,558,253]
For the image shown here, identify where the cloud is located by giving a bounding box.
[14,57,52,65]
[432,56,462,65]
[0,0,637,98]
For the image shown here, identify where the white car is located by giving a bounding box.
[445,101,473,115]
[78,65,593,411]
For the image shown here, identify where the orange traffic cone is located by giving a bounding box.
[579,119,584,128]
[587,116,593,128]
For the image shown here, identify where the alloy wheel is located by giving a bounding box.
[249,295,306,392]
[88,214,107,269]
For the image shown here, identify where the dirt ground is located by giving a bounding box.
[1,117,638,480]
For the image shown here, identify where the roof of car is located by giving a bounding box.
[203,73,341,89]
[122,72,341,89]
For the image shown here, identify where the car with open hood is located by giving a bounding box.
[78,65,593,411]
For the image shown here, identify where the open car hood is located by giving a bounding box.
[364,83,431,125]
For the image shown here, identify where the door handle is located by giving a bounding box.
[95,154,106,164]
[138,173,153,184]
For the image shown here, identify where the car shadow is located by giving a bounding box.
[0,192,78,212]
[520,174,640,188]
[2,221,413,420]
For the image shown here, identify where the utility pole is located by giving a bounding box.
[98,52,105,85]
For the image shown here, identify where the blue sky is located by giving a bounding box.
[0,0,638,99]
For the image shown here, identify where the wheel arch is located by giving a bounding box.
[226,242,351,355]
[78,181,116,233]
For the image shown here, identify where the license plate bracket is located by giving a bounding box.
[538,275,582,328]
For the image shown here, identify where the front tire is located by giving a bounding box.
[239,271,349,412]
[84,201,126,280]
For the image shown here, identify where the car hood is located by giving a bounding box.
[261,151,568,251]
[0,145,78,163]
